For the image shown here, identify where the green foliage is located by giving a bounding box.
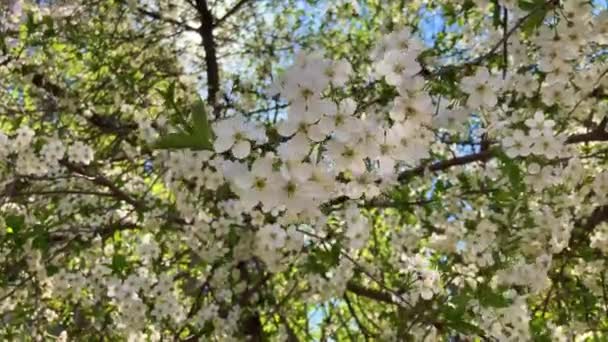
[496,149,525,196]
[154,98,214,150]
[520,0,550,35]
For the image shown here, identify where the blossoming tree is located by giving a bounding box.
[1,0,608,340]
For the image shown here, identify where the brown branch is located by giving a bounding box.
[398,123,608,182]
[279,315,301,342]
[346,282,395,305]
[469,6,532,66]
[60,160,144,210]
[581,205,608,234]
[344,293,374,339]
[0,56,12,67]
[502,7,508,79]
[565,129,608,144]
[194,0,220,115]
[137,8,198,31]
[425,1,552,78]
[28,71,139,136]
[566,68,608,118]
[215,0,252,27]
[397,149,493,182]
[7,190,116,198]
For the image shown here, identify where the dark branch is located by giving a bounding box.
[397,149,493,182]
[398,123,608,182]
[346,282,395,305]
[502,7,508,79]
[565,130,608,144]
[582,205,608,234]
[137,8,198,31]
[60,160,145,210]
[215,0,252,27]
[425,2,551,77]
[194,0,221,115]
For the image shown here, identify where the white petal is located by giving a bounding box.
[483,92,497,108]
[277,120,299,137]
[307,124,327,142]
[466,94,481,109]
[505,147,518,158]
[232,140,251,159]
[213,136,234,153]
[421,289,433,300]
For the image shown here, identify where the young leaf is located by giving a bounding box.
[522,8,547,35]
[518,0,536,11]
[111,254,128,274]
[154,97,214,151]
[158,81,188,130]
[492,1,502,28]
[155,132,209,150]
[191,98,213,142]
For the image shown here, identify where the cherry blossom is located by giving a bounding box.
[2,1,608,341]
[213,115,267,159]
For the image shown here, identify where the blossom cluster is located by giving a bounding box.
[1,0,608,340]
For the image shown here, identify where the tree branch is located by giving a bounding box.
[582,205,608,234]
[137,7,198,32]
[344,293,373,339]
[397,149,493,182]
[398,124,608,182]
[194,0,220,115]
[426,1,552,77]
[346,282,395,305]
[60,160,145,210]
[565,128,608,144]
[215,0,252,27]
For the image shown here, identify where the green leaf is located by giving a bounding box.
[494,189,512,203]
[445,291,471,320]
[304,244,341,274]
[158,81,188,130]
[46,265,60,276]
[191,98,213,141]
[111,254,128,274]
[496,150,524,196]
[32,230,50,250]
[154,97,213,151]
[492,1,502,28]
[321,243,341,267]
[113,230,122,244]
[164,82,176,105]
[478,285,510,308]
[5,215,24,234]
[518,0,536,11]
[25,12,37,36]
[522,8,547,35]
[445,319,485,335]
[42,15,55,37]
[462,0,475,13]
[154,132,212,150]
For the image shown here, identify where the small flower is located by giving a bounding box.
[525,111,555,138]
[460,67,500,109]
[502,130,532,158]
[376,50,421,86]
[68,141,94,165]
[213,115,266,159]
